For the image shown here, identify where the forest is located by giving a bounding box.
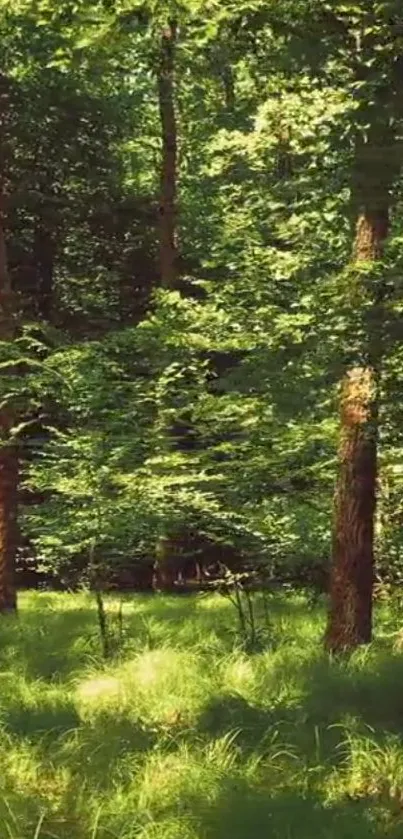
[1,0,403,837]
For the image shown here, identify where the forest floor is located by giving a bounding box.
[1,590,403,838]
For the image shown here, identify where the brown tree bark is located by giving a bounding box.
[325,365,379,652]
[325,177,391,652]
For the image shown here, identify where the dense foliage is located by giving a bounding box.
[0,0,402,604]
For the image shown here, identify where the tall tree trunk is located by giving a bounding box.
[325,134,393,652]
[0,74,17,613]
[0,196,18,614]
[158,20,178,291]
[154,20,180,591]
[324,16,403,653]
[325,347,380,651]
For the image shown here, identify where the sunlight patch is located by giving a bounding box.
[76,675,122,704]
[223,656,257,697]
[135,651,166,687]
[196,596,232,611]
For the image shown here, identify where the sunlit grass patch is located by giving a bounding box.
[76,646,219,730]
[1,590,403,838]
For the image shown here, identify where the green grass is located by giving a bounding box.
[1,589,403,838]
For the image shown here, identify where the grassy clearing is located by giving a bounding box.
[1,590,403,838]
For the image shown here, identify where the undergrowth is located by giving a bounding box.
[0,590,403,837]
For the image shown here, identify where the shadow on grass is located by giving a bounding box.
[0,605,97,680]
[198,645,403,763]
[198,694,271,741]
[299,651,403,732]
[61,714,158,787]
[202,782,393,839]
[2,694,81,739]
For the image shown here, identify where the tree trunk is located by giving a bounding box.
[0,73,17,613]
[325,209,389,652]
[326,364,378,650]
[0,197,18,614]
[154,20,180,591]
[158,20,178,291]
[154,535,180,591]
[323,14,403,653]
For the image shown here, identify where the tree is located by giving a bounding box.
[326,15,403,652]
[0,73,18,612]
[158,20,178,291]
[154,18,181,590]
